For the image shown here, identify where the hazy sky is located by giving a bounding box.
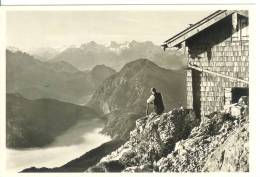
[7,10,213,50]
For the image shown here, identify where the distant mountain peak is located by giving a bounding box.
[130,58,154,64]
[91,64,116,74]
[92,64,108,69]
[129,40,154,46]
[127,58,154,66]
[120,58,159,73]
[87,64,116,89]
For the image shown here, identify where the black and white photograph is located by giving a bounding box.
[0,2,258,175]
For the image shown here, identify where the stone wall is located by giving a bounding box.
[185,14,249,117]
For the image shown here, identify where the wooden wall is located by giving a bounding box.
[185,14,249,117]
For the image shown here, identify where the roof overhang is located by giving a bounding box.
[162,10,248,49]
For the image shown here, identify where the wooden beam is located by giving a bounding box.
[188,64,249,84]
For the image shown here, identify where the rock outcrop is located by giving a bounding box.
[87,99,249,172]
[87,109,199,172]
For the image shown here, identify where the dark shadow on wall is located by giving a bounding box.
[191,69,201,119]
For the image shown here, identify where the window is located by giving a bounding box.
[231,87,249,103]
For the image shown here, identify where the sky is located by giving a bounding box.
[6,10,213,51]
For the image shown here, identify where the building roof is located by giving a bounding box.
[162,10,248,49]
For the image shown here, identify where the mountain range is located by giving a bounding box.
[6,50,116,105]
[6,47,186,148]
[29,41,186,71]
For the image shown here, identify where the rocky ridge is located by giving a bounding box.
[87,98,249,172]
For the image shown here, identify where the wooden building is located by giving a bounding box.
[163,10,249,118]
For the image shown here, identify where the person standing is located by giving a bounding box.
[146,88,164,116]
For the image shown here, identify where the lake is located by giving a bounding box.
[6,119,111,172]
